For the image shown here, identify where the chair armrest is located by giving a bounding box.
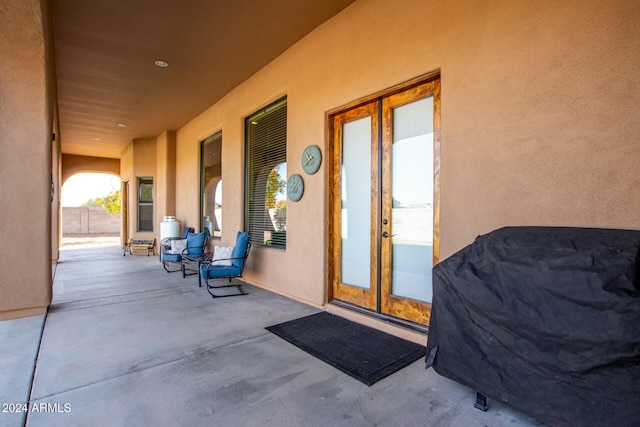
[203,255,245,270]
[181,246,208,255]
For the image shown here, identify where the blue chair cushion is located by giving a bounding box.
[163,253,182,262]
[200,264,242,279]
[186,232,207,255]
[231,232,249,267]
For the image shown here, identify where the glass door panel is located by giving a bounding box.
[331,102,379,311]
[390,96,434,302]
[341,116,372,289]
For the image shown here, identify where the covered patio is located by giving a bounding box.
[1,244,541,426]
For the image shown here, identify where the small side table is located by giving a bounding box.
[181,252,212,284]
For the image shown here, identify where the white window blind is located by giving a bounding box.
[245,97,287,248]
[138,177,153,232]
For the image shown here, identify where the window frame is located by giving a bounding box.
[201,131,223,240]
[137,177,154,232]
[244,97,288,249]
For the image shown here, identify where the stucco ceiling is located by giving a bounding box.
[53,0,356,159]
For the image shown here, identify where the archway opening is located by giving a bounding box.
[61,173,121,247]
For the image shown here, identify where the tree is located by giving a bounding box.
[265,165,286,209]
[82,198,102,208]
[83,190,121,213]
[101,190,121,213]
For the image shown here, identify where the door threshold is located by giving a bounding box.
[327,300,428,346]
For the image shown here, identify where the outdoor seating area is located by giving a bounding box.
[0,242,542,426]
[158,229,252,297]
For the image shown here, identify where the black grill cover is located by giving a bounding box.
[425,226,640,427]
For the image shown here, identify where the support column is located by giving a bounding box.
[0,0,53,319]
[156,131,177,237]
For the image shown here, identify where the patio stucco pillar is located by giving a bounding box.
[0,0,53,319]
[156,131,177,238]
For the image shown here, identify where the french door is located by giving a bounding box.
[329,78,440,325]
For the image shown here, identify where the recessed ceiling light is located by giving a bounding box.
[92,138,101,141]
[117,123,127,128]
[155,60,169,68]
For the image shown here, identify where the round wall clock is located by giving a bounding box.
[302,144,322,175]
[287,174,304,202]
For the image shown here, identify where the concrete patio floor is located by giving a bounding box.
[1,243,544,426]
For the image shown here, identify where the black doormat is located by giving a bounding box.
[266,311,426,386]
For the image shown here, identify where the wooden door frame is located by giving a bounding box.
[326,71,441,326]
[329,101,380,311]
[380,79,441,325]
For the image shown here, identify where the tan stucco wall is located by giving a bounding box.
[61,154,120,185]
[43,0,61,264]
[120,138,157,241]
[120,133,180,245]
[52,144,61,263]
[175,0,640,308]
[120,144,133,180]
[155,131,177,224]
[0,0,53,319]
[120,144,133,244]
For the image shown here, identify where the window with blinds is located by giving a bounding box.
[138,177,153,232]
[201,132,222,239]
[245,97,287,248]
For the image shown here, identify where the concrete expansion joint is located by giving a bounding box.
[49,287,195,313]
[24,309,49,427]
[56,265,162,282]
[30,349,194,401]
[194,332,273,358]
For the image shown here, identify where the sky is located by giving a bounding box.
[61,173,120,207]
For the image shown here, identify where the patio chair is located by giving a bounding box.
[160,226,194,258]
[160,226,193,264]
[200,231,251,297]
[176,226,195,240]
[161,231,208,273]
